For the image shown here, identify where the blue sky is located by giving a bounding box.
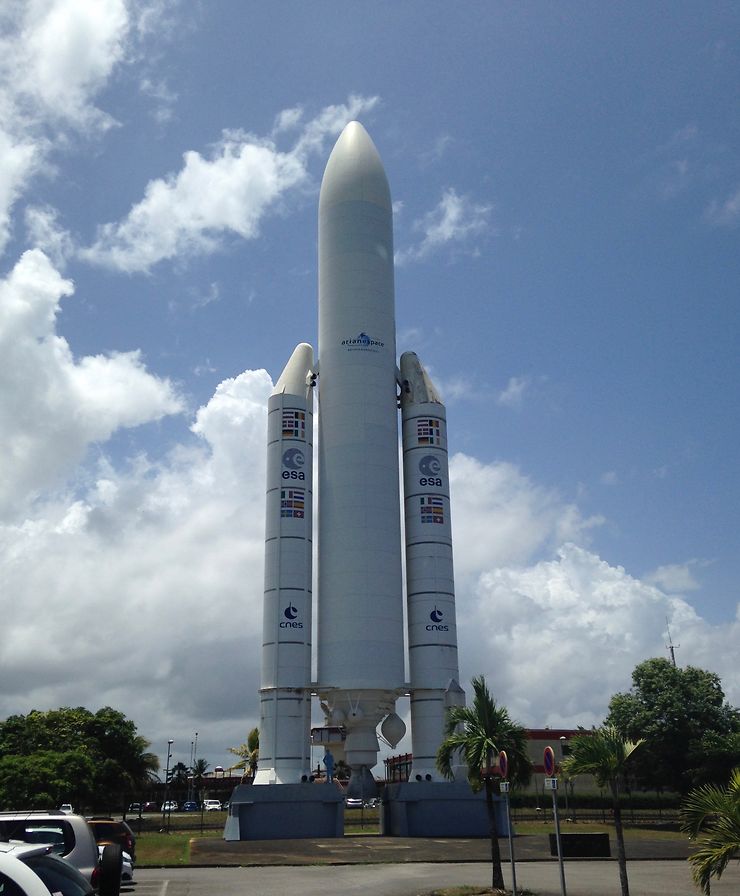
[1,1,738,774]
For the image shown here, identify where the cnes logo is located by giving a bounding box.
[426,606,448,631]
[280,604,303,629]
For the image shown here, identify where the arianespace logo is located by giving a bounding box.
[282,448,305,480]
[341,331,385,351]
[426,606,449,632]
[281,604,303,629]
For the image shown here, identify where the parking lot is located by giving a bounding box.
[131,861,740,896]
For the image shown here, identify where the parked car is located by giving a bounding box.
[345,797,363,809]
[142,801,158,812]
[59,804,74,814]
[0,841,94,896]
[202,800,222,812]
[0,811,99,886]
[97,844,134,882]
[87,816,136,863]
[127,802,141,814]
[161,800,179,813]
[182,800,199,812]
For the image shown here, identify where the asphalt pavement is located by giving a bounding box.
[189,830,693,865]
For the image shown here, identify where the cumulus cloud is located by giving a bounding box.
[11,0,129,129]
[396,188,492,264]
[0,0,137,257]
[645,561,703,593]
[0,367,272,766]
[1,371,738,767]
[459,543,740,726]
[0,249,183,517]
[81,94,380,272]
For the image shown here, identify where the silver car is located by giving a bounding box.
[0,811,100,886]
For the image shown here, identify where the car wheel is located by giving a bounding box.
[99,843,122,896]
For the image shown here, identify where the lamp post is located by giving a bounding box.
[162,739,174,833]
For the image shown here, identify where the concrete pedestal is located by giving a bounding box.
[223,783,344,841]
[381,781,509,837]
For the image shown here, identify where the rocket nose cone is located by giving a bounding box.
[320,120,391,211]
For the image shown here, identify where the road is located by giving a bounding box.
[130,860,740,895]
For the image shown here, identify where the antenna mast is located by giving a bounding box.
[666,619,680,667]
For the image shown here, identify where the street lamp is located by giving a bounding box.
[162,739,174,832]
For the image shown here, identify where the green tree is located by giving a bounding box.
[680,767,740,894]
[0,707,159,812]
[437,675,531,893]
[228,728,259,782]
[607,658,740,793]
[0,751,95,810]
[562,726,643,896]
[169,761,190,791]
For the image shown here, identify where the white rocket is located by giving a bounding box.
[255,122,462,791]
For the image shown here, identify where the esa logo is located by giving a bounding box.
[418,454,442,488]
[282,448,305,481]
[280,604,303,629]
[426,606,449,632]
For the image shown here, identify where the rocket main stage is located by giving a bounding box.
[255,122,464,795]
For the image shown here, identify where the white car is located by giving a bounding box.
[98,844,134,881]
[0,841,94,895]
[203,800,222,812]
[59,803,74,814]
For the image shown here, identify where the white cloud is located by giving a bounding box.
[0,370,737,768]
[81,95,380,273]
[705,185,740,226]
[645,561,703,593]
[0,249,184,518]
[24,205,74,267]
[14,0,129,129]
[458,543,740,726]
[396,187,493,264]
[497,375,530,408]
[0,0,142,256]
[0,367,272,767]
[449,454,602,579]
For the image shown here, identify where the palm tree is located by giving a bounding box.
[228,728,259,782]
[191,757,209,804]
[680,767,740,894]
[437,675,531,893]
[562,726,643,896]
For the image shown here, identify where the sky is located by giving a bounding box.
[1,0,738,778]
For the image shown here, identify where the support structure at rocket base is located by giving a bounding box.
[229,123,468,837]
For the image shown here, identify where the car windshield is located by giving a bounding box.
[23,854,94,895]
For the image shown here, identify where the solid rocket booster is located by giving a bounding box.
[316,122,405,786]
[400,352,464,780]
[255,343,314,784]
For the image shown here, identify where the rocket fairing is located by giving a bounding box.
[256,122,463,789]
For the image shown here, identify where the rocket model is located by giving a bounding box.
[255,122,462,792]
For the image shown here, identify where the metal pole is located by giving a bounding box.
[501,781,517,896]
[550,780,567,896]
[162,739,173,833]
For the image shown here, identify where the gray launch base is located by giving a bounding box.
[223,783,345,840]
[381,782,509,837]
